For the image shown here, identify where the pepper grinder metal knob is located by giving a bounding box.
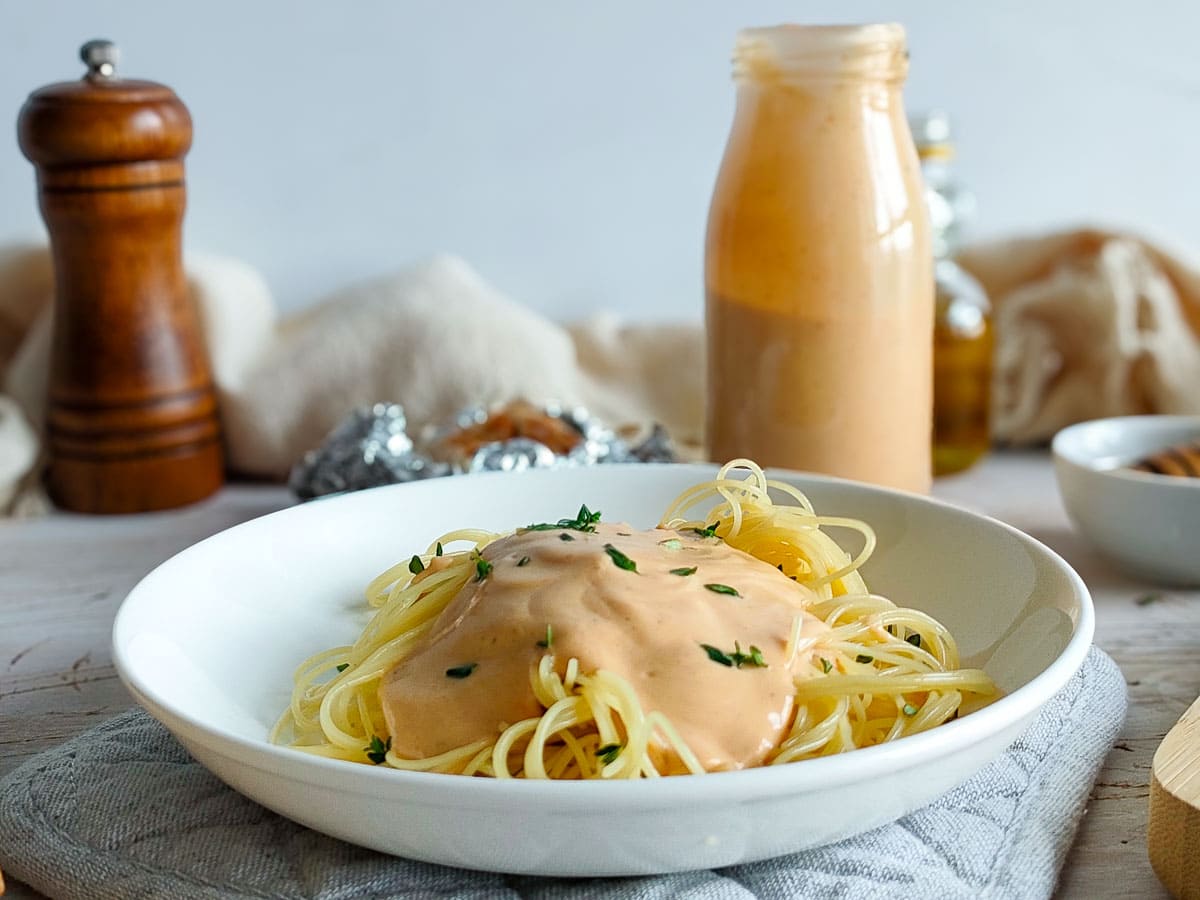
[81,39,120,78]
[17,41,224,513]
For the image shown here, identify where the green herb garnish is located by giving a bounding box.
[365,735,391,764]
[517,556,531,567]
[730,642,766,668]
[559,532,575,541]
[595,743,622,765]
[336,663,350,672]
[691,522,721,538]
[905,633,922,648]
[537,624,553,648]
[903,703,919,716]
[658,538,683,551]
[670,566,698,576]
[701,642,766,669]
[1135,593,1165,606]
[604,544,639,573]
[436,542,443,556]
[525,504,602,534]
[701,644,734,667]
[445,663,478,679]
[820,658,833,674]
[856,654,874,664]
[408,555,425,575]
[474,556,493,581]
[704,583,739,597]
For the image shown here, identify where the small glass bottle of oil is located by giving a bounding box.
[912,111,992,476]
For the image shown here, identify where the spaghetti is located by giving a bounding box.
[272,459,995,777]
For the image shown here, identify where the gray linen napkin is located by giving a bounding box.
[0,646,1125,900]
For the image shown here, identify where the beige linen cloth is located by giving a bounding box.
[1,227,1198,513]
[959,229,1200,444]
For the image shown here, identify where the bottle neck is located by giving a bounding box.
[733,24,908,87]
[921,152,974,259]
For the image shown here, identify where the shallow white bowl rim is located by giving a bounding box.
[1052,415,1200,490]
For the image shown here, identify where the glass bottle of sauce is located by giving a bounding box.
[706,24,933,493]
[911,111,993,475]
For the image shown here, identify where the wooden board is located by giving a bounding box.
[1150,695,1200,897]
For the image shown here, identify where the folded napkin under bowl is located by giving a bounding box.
[0,646,1126,900]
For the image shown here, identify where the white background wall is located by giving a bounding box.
[3,1,1198,320]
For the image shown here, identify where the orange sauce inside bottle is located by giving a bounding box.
[706,25,933,493]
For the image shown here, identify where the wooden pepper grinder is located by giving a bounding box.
[18,40,223,513]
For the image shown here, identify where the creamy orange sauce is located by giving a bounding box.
[378,522,830,771]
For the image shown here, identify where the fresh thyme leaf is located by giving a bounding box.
[820,657,833,674]
[365,735,391,764]
[474,557,493,581]
[905,632,922,648]
[435,542,443,557]
[725,641,767,669]
[703,642,766,669]
[855,654,874,664]
[691,522,720,538]
[617,532,631,537]
[536,624,553,648]
[445,662,478,679]
[735,641,767,668]
[559,532,575,541]
[517,555,531,567]
[670,566,697,576]
[1135,592,1165,606]
[658,538,683,551]
[408,555,425,575]
[704,583,739,597]
[336,663,350,672]
[595,743,622,765]
[525,503,602,534]
[701,643,734,666]
[575,504,601,530]
[604,544,639,573]
[903,703,919,716]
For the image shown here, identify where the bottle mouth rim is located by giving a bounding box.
[739,22,905,47]
[734,23,908,84]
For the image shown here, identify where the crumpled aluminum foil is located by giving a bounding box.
[289,401,676,500]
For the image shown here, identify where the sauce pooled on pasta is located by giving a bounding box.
[378,522,829,772]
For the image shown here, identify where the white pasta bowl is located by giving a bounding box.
[1053,415,1200,586]
[113,463,1093,876]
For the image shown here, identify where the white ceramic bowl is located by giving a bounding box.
[112,463,1093,876]
[1053,415,1200,586]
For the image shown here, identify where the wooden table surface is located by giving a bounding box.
[0,452,1191,898]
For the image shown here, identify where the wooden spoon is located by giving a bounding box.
[1150,696,1200,897]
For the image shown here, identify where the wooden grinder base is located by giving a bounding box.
[1149,695,1200,898]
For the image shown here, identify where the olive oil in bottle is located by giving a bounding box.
[912,111,992,476]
